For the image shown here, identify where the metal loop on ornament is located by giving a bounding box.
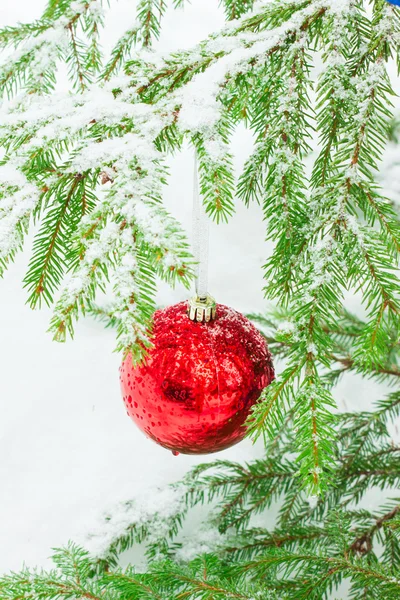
[188,294,217,323]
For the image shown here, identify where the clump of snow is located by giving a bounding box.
[277,320,295,335]
[306,494,319,509]
[0,163,39,260]
[84,486,186,559]
[175,527,226,562]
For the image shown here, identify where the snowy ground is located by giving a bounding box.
[0,0,398,577]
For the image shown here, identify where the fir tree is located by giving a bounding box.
[1,0,400,597]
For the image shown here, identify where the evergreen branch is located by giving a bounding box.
[250,309,400,382]
[356,184,400,254]
[247,361,304,441]
[193,133,235,223]
[67,23,91,91]
[350,504,400,555]
[224,527,326,559]
[241,550,400,597]
[220,0,255,21]
[136,0,167,48]
[0,20,51,49]
[102,26,140,81]
[24,172,95,307]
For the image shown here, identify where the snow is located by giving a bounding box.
[0,163,40,260]
[84,486,186,559]
[0,0,399,582]
[175,527,226,562]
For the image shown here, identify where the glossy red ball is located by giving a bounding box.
[119,302,274,455]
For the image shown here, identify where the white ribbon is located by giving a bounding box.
[192,151,209,300]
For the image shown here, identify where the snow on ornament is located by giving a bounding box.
[120,298,274,455]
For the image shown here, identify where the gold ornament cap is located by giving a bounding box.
[187,294,217,323]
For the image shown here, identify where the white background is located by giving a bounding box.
[0,0,396,576]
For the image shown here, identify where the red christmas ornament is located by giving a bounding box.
[120,301,274,455]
